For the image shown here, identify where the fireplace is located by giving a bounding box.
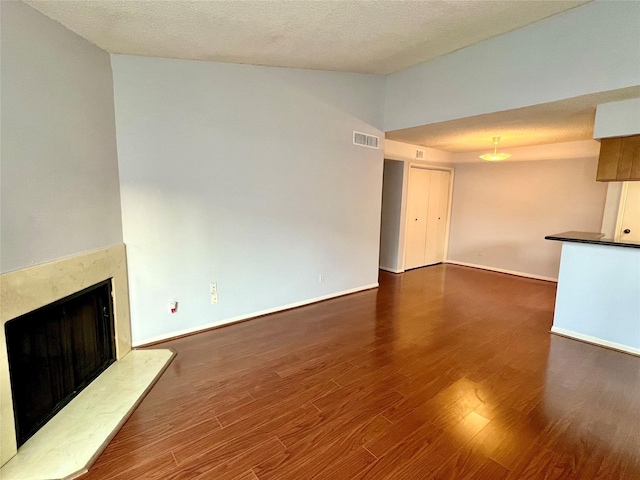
[0,246,176,479]
[0,244,133,466]
[5,280,116,447]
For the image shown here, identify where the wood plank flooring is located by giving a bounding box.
[82,265,640,479]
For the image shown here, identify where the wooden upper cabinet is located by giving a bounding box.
[597,134,640,182]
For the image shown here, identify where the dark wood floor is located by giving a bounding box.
[83,265,640,479]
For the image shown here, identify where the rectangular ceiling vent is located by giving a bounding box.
[415,149,425,160]
[353,131,380,149]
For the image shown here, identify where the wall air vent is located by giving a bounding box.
[415,149,425,160]
[353,131,380,149]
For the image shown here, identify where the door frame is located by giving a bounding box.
[615,181,640,241]
[397,163,455,272]
[615,182,629,241]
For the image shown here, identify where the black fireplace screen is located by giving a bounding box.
[5,280,116,447]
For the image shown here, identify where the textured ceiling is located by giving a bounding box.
[22,0,590,75]
[386,87,640,153]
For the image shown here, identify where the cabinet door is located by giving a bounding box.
[596,137,621,181]
[597,135,640,181]
[404,168,431,269]
[617,136,640,181]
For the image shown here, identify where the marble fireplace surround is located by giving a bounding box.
[0,244,132,466]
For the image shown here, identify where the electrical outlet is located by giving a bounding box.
[211,293,218,304]
[210,282,217,294]
[319,273,325,283]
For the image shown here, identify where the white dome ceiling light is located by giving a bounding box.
[479,136,512,162]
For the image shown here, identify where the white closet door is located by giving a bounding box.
[424,170,447,266]
[405,167,451,270]
[404,168,431,269]
[434,171,451,263]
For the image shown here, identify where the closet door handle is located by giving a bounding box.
[623,229,631,234]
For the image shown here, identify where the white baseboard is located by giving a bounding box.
[445,260,557,282]
[379,266,404,274]
[551,326,640,357]
[133,283,379,347]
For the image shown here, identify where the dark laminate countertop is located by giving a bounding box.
[545,231,640,249]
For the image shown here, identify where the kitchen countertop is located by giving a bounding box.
[545,231,640,249]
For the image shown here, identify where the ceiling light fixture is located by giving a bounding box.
[479,136,511,162]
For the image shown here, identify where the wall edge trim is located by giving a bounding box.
[445,260,558,282]
[379,266,404,274]
[551,326,640,357]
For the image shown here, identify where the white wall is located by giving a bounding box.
[111,55,385,345]
[552,242,640,354]
[447,155,607,280]
[594,97,640,139]
[384,0,640,132]
[379,160,405,272]
[384,139,453,164]
[0,1,123,273]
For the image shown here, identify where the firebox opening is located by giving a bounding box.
[5,280,116,447]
